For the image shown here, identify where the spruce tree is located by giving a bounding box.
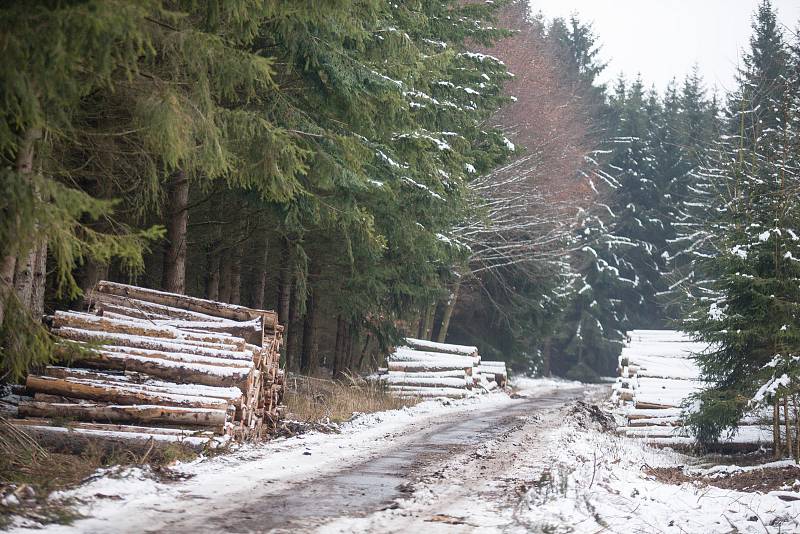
[682,0,800,446]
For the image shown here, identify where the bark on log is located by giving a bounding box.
[53,311,247,349]
[93,281,273,324]
[26,375,232,410]
[390,348,475,367]
[97,310,264,346]
[402,339,478,357]
[53,327,251,361]
[42,366,243,402]
[386,386,471,398]
[11,418,216,437]
[385,376,469,388]
[74,351,252,389]
[385,370,469,379]
[10,421,223,451]
[19,400,227,428]
[388,362,474,373]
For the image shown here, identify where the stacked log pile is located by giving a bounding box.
[477,361,508,389]
[385,338,507,398]
[611,330,770,449]
[11,281,284,448]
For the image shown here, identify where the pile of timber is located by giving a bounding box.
[611,330,772,450]
[10,281,284,449]
[384,338,507,398]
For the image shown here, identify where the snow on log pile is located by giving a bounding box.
[10,281,284,449]
[384,338,507,398]
[611,329,771,448]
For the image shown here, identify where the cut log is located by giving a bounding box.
[389,347,475,367]
[403,338,478,356]
[42,367,243,403]
[10,418,216,437]
[25,375,232,410]
[53,328,252,361]
[53,311,247,349]
[386,386,472,398]
[18,401,227,428]
[89,291,227,323]
[388,361,473,373]
[70,345,254,370]
[93,281,278,329]
[100,312,264,346]
[73,352,252,389]
[385,376,470,388]
[383,370,469,379]
[10,421,227,450]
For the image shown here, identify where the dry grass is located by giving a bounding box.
[0,417,197,527]
[285,374,417,423]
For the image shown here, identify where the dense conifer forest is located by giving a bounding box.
[1,0,799,445]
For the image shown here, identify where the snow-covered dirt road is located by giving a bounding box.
[11,382,586,534]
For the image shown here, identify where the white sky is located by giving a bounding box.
[530,0,800,94]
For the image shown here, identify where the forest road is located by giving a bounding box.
[161,385,595,533]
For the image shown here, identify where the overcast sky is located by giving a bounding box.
[530,0,800,94]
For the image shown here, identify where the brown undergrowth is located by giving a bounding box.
[284,374,417,424]
[0,417,197,528]
[646,464,800,495]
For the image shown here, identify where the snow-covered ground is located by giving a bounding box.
[6,388,523,533]
[8,376,799,533]
[314,381,800,533]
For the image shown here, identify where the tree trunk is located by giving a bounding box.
[333,315,346,378]
[795,394,800,462]
[774,396,782,459]
[408,318,420,338]
[218,249,233,303]
[541,336,553,377]
[82,259,109,296]
[356,334,372,371]
[285,277,303,372]
[0,256,17,326]
[344,323,355,374]
[161,170,189,294]
[0,128,40,325]
[205,240,221,301]
[300,283,319,374]
[436,279,461,343]
[253,237,269,310]
[277,237,292,327]
[12,247,36,311]
[422,303,436,340]
[29,239,48,319]
[786,395,793,460]
[229,243,243,305]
